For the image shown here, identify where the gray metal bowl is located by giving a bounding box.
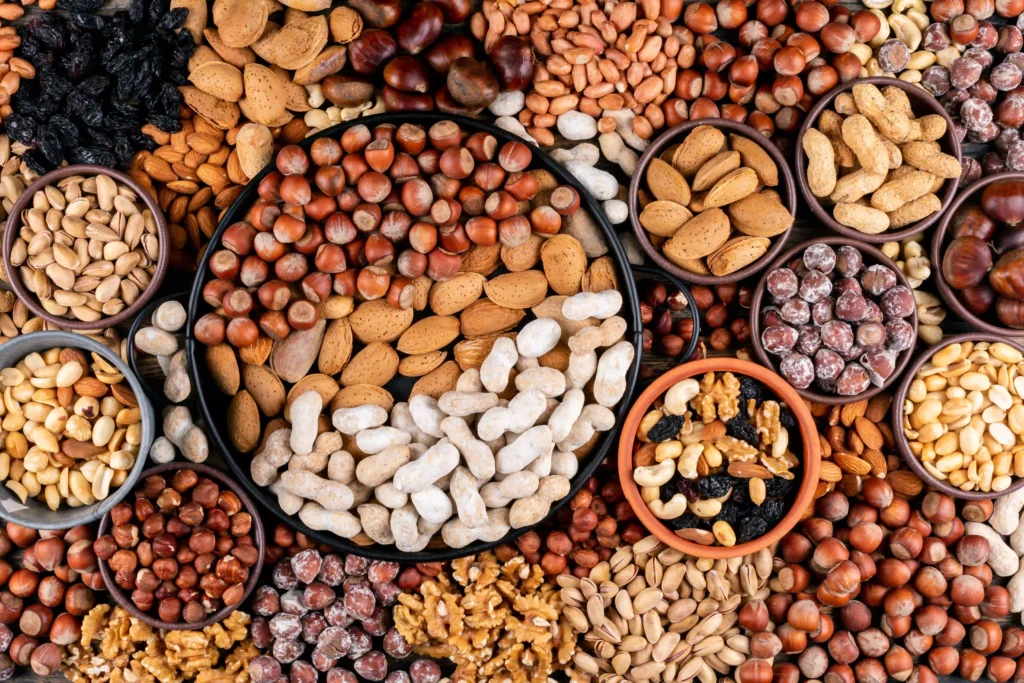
[0,331,153,528]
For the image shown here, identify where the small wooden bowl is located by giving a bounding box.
[891,334,1024,500]
[931,171,1024,337]
[628,119,797,285]
[97,462,265,630]
[632,265,701,387]
[794,77,962,244]
[617,358,821,559]
[2,165,170,329]
[749,236,918,406]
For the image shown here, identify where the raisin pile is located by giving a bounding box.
[9,0,193,173]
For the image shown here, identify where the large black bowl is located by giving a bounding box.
[186,112,642,561]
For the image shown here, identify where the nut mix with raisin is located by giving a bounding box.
[632,372,801,547]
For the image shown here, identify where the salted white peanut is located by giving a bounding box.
[516,319,562,358]
[251,428,293,486]
[299,502,360,538]
[289,391,322,455]
[410,485,453,525]
[568,316,628,354]
[565,350,598,390]
[332,405,388,435]
[496,425,553,474]
[442,508,511,548]
[154,300,187,332]
[390,402,438,447]
[1007,564,1024,613]
[549,389,586,443]
[390,504,421,550]
[1010,516,1024,555]
[991,487,1024,535]
[527,447,552,477]
[438,391,500,417]
[357,504,395,545]
[271,479,302,515]
[551,450,579,478]
[477,390,548,441]
[375,482,408,509]
[559,404,616,452]
[440,416,495,480]
[456,368,483,392]
[289,431,341,473]
[510,475,571,527]
[348,480,373,506]
[450,466,488,528]
[515,367,566,397]
[327,450,354,484]
[516,357,540,371]
[356,445,412,487]
[393,442,460,492]
[164,405,194,447]
[965,522,1019,577]
[594,341,634,406]
[408,394,445,438]
[480,337,518,393]
[356,426,411,454]
[280,470,354,511]
[481,471,540,508]
[563,290,622,320]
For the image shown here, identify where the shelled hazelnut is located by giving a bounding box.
[263,524,336,567]
[637,278,700,378]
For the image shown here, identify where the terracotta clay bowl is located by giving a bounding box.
[794,77,962,244]
[628,119,797,285]
[618,358,821,559]
[891,334,1024,501]
[931,171,1024,337]
[2,164,170,329]
[749,236,919,406]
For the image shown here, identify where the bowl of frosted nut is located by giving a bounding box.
[0,331,154,528]
[893,334,1024,499]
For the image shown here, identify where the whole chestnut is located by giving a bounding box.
[989,249,1024,298]
[981,178,1024,225]
[996,295,1024,328]
[322,75,375,107]
[943,236,993,288]
[348,29,398,74]
[488,36,534,90]
[953,205,997,240]
[447,58,499,108]
[383,56,430,93]
[425,35,474,74]
[961,284,996,315]
[396,2,443,54]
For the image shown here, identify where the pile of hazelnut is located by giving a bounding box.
[0,523,100,679]
[639,279,700,376]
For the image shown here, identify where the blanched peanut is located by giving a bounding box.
[410,485,453,524]
[516,318,561,358]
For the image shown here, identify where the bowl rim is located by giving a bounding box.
[97,461,266,630]
[627,119,797,285]
[890,333,1024,500]
[1,164,171,330]
[930,171,1024,337]
[0,331,154,528]
[631,264,702,386]
[185,112,643,562]
[793,76,962,244]
[617,358,821,559]
[749,235,919,405]
[127,290,192,408]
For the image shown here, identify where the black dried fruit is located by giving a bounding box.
[739,377,764,402]
[737,516,770,544]
[59,0,104,10]
[729,484,751,507]
[696,475,738,499]
[760,498,787,524]
[675,478,699,504]
[715,501,742,525]
[779,409,797,430]
[765,477,796,497]
[648,414,685,442]
[725,414,758,446]
[666,513,710,531]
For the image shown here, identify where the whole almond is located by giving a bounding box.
[189,61,243,102]
[703,167,759,209]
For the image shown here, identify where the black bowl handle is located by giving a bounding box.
[631,265,701,386]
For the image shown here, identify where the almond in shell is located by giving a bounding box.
[639,201,692,237]
[692,151,741,191]
[483,270,549,309]
[349,300,414,343]
[189,61,243,102]
[453,333,515,370]
[250,22,282,62]
[728,192,794,237]
[239,337,273,366]
[428,272,485,315]
[413,276,431,311]
[270,318,325,383]
[241,64,288,126]
[541,234,586,296]
[398,351,448,377]
[340,342,398,387]
[729,134,779,186]
[172,0,208,43]
[319,317,353,375]
[189,45,223,71]
[703,167,759,209]
[271,65,313,111]
[280,0,330,9]
[460,298,525,338]
[672,125,726,178]
[202,29,256,68]
[397,316,460,355]
[242,363,285,416]
[227,389,260,453]
[707,236,771,276]
[500,233,544,272]
[331,384,394,412]
[582,256,617,292]
[205,343,240,395]
[410,361,462,398]
[235,123,274,179]
[539,344,571,371]
[460,244,502,275]
[662,208,731,262]
[268,15,328,70]
[213,0,268,48]
[293,45,348,85]
[645,158,691,205]
[285,374,340,419]
[180,86,240,130]
[329,6,362,43]
[675,257,712,275]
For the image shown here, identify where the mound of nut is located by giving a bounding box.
[638,125,793,277]
[250,288,633,550]
[802,83,961,235]
[9,173,160,323]
[632,372,802,547]
[902,340,1024,494]
[0,346,140,510]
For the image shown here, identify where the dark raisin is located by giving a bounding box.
[765,477,796,497]
[737,516,770,543]
[778,409,796,430]
[716,501,743,525]
[665,513,711,531]
[760,498,787,523]
[738,377,764,402]
[725,414,758,446]
[675,478,699,503]
[648,414,686,442]
[697,475,738,499]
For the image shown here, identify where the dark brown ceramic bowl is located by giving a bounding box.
[794,77,962,244]
[892,334,1024,500]
[750,236,918,406]
[628,119,797,285]
[931,171,1024,337]
[97,462,264,630]
[2,164,170,330]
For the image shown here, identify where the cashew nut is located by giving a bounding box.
[649,493,690,519]
[634,459,676,488]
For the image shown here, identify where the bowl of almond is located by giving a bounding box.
[628,121,797,285]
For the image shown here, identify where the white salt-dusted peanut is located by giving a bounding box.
[410,485,453,525]
[516,318,562,358]
[991,487,1024,535]
[357,504,394,545]
[441,508,511,548]
[408,394,445,438]
[515,367,566,397]
[480,337,518,393]
[964,522,1020,576]
[280,470,354,511]
[527,447,552,477]
[562,290,622,320]
[136,327,178,356]
[251,429,292,486]
[481,471,540,507]
[450,466,488,528]
[549,389,585,443]
[496,425,553,474]
[271,479,303,515]
[551,450,579,478]
[355,445,412,487]
[299,502,360,538]
[569,316,628,354]
[390,402,438,447]
[559,404,616,452]
[510,475,570,527]
[153,300,187,332]
[476,390,548,441]
[375,482,408,509]
[356,426,411,454]
[393,442,460,492]
[438,391,500,416]
[327,450,354,484]
[332,405,388,434]
[516,356,540,371]
[440,416,495,480]
[390,504,421,549]
[288,431,341,473]
[150,436,176,464]
[456,368,483,392]
[349,480,373,506]
[565,350,597,390]
[594,341,634,407]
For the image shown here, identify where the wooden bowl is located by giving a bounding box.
[617,358,821,559]
[628,119,797,285]
[749,236,919,405]
[794,77,962,244]
[891,334,1024,500]
[931,171,1024,337]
